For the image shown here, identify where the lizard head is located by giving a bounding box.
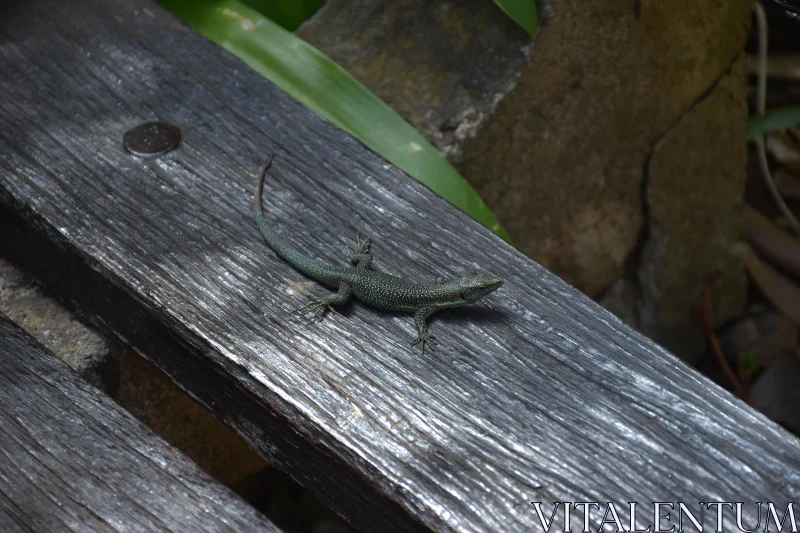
[456,271,504,303]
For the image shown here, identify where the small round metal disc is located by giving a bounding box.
[123,121,181,159]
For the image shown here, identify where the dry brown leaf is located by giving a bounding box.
[717,309,798,370]
[743,205,800,279]
[751,352,800,435]
[774,168,800,200]
[765,133,800,175]
[748,54,800,81]
[742,248,800,325]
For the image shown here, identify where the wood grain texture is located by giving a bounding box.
[0,1,797,532]
[0,313,281,533]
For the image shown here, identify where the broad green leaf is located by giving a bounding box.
[747,106,800,140]
[492,0,539,37]
[159,0,511,241]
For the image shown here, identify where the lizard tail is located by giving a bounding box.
[252,155,337,285]
[252,154,275,233]
[252,154,282,251]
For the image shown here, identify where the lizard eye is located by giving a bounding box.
[472,270,479,276]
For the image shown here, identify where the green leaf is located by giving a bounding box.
[736,347,759,378]
[158,0,511,242]
[746,106,800,140]
[492,0,539,37]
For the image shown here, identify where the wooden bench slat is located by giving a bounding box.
[0,314,281,533]
[1,1,798,532]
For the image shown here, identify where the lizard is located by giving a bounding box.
[252,155,503,352]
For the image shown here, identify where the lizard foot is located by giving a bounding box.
[411,332,437,354]
[349,233,372,264]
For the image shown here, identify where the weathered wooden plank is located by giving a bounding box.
[0,313,281,533]
[0,1,797,532]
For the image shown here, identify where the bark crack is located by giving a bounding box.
[617,50,747,328]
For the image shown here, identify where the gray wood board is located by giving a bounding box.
[0,0,797,532]
[0,313,281,532]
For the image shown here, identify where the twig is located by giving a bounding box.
[694,272,748,401]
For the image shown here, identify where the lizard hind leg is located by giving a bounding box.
[348,233,373,269]
[411,307,438,354]
[292,282,353,318]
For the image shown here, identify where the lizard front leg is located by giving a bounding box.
[348,234,373,269]
[293,282,353,317]
[411,307,438,353]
